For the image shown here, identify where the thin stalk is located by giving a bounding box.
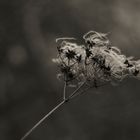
[63,81,67,100]
[68,82,85,99]
[20,100,65,140]
[20,82,85,140]
[70,86,91,100]
[63,75,67,100]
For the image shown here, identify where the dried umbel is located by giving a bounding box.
[53,31,140,88]
[21,31,140,140]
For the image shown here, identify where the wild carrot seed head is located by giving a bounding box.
[53,31,140,87]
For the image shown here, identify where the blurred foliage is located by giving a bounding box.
[0,0,140,140]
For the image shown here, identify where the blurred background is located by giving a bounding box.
[0,0,140,140]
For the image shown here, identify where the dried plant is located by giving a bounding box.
[21,31,140,140]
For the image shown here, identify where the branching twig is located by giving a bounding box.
[21,30,140,140]
[20,82,85,140]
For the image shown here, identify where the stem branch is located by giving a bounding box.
[63,80,67,100]
[21,100,65,140]
[20,82,86,140]
[68,82,85,99]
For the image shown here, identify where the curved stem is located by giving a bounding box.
[20,100,65,140]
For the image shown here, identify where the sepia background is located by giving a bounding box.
[0,0,140,140]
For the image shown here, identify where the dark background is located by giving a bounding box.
[0,0,140,140]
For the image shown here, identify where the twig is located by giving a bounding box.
[68,82,86,99]
[20,82,85,140]
[63,81,67,100]
[20,100,65,140]
[69,86,91,100]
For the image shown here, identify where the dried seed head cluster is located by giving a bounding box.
[53,31,140,88]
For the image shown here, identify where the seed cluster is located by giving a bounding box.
[53,31,140,87]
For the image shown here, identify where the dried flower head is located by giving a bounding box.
[20,31,140,140]
[53,31,140,88]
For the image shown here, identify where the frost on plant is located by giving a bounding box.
[53,31,140,88]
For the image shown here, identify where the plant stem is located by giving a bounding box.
[69,86,91,100]
[20,100,65,140]
[63,81,67,100]
[68,82,85,99]
[20,82,85,140]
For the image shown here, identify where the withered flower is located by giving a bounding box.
[21,31,140,140]
[53,31,140,88]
